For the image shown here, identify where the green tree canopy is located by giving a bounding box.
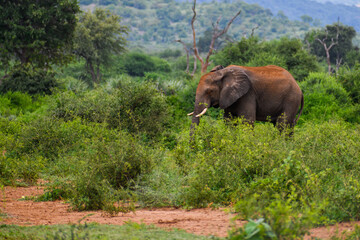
[304,23,357,65]
[73,8,129,84]
[215,36,319,81]
[0,0,80,68]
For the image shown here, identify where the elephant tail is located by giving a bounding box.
[295,94,304,124]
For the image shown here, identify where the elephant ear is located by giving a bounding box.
[219,67,251,109]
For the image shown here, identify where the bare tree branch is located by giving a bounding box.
[191,0,241,74]
[251,25,259,37]
[191,0,204,70]
[192,49,197,76]
[175,39,190,74]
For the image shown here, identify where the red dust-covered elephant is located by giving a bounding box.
[188,65,304,135]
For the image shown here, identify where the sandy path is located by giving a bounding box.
[0,186,358,238]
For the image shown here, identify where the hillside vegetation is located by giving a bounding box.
[80,0,360,50]
[80,0,316,50]
[243,0,360,31]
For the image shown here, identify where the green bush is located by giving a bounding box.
[271,37,319,81]
[57,76,89,93]
[229,218,276,240]
[0,64,57,95]
[1,115,154,210]
[300,72,360,123]
[169,117,360,221]
[246,52,287,68]
[0,91,44,118]
[232,197,324,239]
[123,52,155,76]
[122,52,171,76]
[337,64,360,103]
[214,37,319,81]
[49,80,169,140]
[52,123,152,211]
[6,117,81,161]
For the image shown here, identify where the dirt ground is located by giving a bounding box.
[0,185,358,239]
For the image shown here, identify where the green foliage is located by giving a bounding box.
[337,64,360,103]
[215,37,263,67]
[74,8,129,83]
[1,116,153,210]
[123,52,155,76]
[305,23,357,65]
[0,0,79,67]
[2,46,360,236]
[0,65,57,95]
[215,37,319,81]
[63,125,150,211]
[344,48,360,68]
[300,72,360,123]
[122,52,171,77]
[0,91,44,118]
[232,197,325,239]
[243,0,359,32]
[271,37,319,81]
[110,0,314,50]
[169,118,360,221]
[49,80,169,140]
[0,222,210,240]
[229,218,276,240]
[157,49,182,59]
[0,117,47,185]
[57,76,89,94]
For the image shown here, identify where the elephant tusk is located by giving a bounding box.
[187,112,194,116]
[196,108,208,117]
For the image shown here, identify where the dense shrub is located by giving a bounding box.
[271,37,319,81]
[1,115,153,210]
[337,64,360,103]
[49,80,169,140]
[157,117,360,222]
[122,52,171,76]
[57,76,89,93]
[300,72,360,123]
[0,91,46,119]
[123,52,155,76]
[0,65,57,95]
[214,37,319,81]
[58,124,153,211]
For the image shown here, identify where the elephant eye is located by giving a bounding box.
[207,89,214,94]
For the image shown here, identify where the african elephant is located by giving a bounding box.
[188,65,304,135]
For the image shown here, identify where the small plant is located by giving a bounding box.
[233,196,326,240]
[47,223,90,240]
[229,218,277,240]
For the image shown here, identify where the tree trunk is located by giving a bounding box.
[191,0,241,75]
[87,60,97,84]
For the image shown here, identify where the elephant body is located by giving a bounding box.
[189,65,304,134]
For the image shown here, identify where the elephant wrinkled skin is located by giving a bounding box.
[189,65,304,135]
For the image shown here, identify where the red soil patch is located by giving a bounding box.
[0,186,358,238]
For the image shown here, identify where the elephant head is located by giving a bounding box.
[188,65,251,128]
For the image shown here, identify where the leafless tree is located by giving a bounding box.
[175,39,190,74]
[191,0,241,74]
[316,25,339,74]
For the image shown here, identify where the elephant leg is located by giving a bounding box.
[275,111,296,136]
[232,92,256,127]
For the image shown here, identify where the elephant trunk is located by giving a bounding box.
[190,98,209,136]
